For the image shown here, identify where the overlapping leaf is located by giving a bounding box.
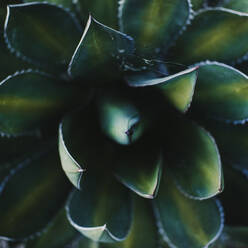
[5,2,81,72]
[192,62,248,122]
[66,173,132,243]
[153,173,224,248]
[0,149,71,240]
[170,8,248,64]
[223,0,248,13]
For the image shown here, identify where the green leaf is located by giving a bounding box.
[205,121,248,171]
[170,8,248,64]
[5,2,81,72]
[213,227,248,248]
[0,148,71,240]
[163,115,222,199]
[77,0,118,29]
[119,0,191,55]
[98,95,145,145]
[68,15,134,82]
[219,167,248,226]
[101,196,158,248]
[223,0,248,13]
[59,107,114,189]
[115,137,162,199]
[153,173,224,248]
[23,0,75,9]
[191,0,205,10]
[25,208,78,248]
[0,70,82,135]
[66,173,132,243]
[192,62,248,122]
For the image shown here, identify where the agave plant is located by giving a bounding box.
[0,0,248,247]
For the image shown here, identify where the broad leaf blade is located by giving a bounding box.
[23,0,75,9]
[66,173,132,243]
[5,3,81,72]
[0,70,82,135]
[170,8,248,64]
[153,173,224,248]
[0,149,71,240]
[68,16,134,82]
[192,62,248,123]
[119,0,191,55]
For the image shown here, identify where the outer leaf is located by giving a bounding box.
[0,70,82,135]
[101,196,158,248]
[59,107,114,189]
[115,137,162,199]
[205,121,248,171]
[192,62,248,123]
[0,149,71,240]
[163,115,222,199]
[66,173,132,243]
[219,167,248,226]
[119,0,191,55]
[25,208,78,248]
[213,227,248,248]
[77,0,118,28]
[98,95,144,145]
[5,3,81,72]
[68,15,134,82]
[170,8,248,64]
[23,0,75,9]
[153,173,224,248]
[223,0,248,13]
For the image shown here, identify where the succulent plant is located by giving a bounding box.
[0,0,248,247]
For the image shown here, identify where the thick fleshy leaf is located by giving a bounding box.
[68,15,134,82]
[0,70,83,135]
[59,107,114,189]
[66,173,132,243]
[153,174,224,248]
[206,121,248,171]
[219,167,248,226]
[115,137,162,199]
[191,0,205,10]
[0,149,71,240]
[5,3,81,72]
[77,0,118,28]
[23,0,75,9]
[213,227,248,248]
[119,0,191,55]
[101,196,158,248]
[170,8,248,64]
[163,115,222,199]
[223,0,248,13]
[25,208,78,248]
[192,62,248,122]
[98,95,145,145]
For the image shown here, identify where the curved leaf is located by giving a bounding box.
[206,121,248,171]
[59,107,114,189]
[153,173,224,248]
[219,167,248,226]
[66,173,132,243]
[115,137,162,199]
[170,8,248,64]
[101,196,158,248]
[25,208,78,248]
[192,62,248,123]
[0,149,71,240]
[68,15,134,82]
[23,0,75,9]
[5,2,81,72]
[223,0,248,13]
[119,0,191,55]
[0,70,82,135]
[163,115,222,199]
[77,0,118,28]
